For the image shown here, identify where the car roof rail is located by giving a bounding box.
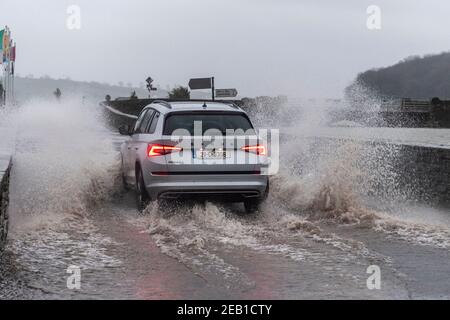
[225,102,241,110]
[152,100,172,109]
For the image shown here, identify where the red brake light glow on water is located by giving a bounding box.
[241,144,266,155]
[148,144,182,156]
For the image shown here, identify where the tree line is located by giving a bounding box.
[345,52,450,102]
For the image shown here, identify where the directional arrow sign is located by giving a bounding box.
[215,89,238,98]
[189,78,213,90]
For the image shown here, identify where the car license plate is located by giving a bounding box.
[195,149,229,160]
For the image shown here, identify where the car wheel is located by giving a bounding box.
[244,198,261,214]
[136,168,150,212]
[121,157,129,191]
[122,173,129,191]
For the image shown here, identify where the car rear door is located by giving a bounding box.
[160,112,264,174]
[124,109,152,182]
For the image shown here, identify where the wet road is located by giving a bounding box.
[1,101,449,299]
[2,185,449,299]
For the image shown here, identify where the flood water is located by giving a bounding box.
[0,100,449,299]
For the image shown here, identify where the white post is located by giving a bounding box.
[5,65,8,105]
[12,71,14,105]
[9,67,11,105]
[6,66,8,105]
[1,50,4,104]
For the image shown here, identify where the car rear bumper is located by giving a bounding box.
[144,173,269,201]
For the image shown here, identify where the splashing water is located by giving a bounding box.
[0,99,124,299]
[4,99,122,227]
[264,92,450,249]
[0,92,448,299]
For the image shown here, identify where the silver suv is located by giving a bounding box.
[119,100,269,213]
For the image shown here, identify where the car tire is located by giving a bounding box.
[136,168,151,212]
[122,173,130,191]
[244,198,261,214]
[121,157,129,191]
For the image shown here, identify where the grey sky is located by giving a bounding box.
[2,0,450,98]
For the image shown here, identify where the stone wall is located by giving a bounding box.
[395,145,450,206]
[0,155,12,249]
[282,134,450,207]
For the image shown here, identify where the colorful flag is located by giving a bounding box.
[5,39,12,62]
[0,29,4,50]
[2,28,9,50]
[0,28,15,65]
[2,28,10,63]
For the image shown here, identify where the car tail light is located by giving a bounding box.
[241,144,266,155]
[147,144,182,157]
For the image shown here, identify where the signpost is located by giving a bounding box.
[215,88,238,98]
[146,77,157,98]
[188,78,239,101]
[188,77,215,100]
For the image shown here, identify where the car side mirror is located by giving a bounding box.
[119,125,132,136]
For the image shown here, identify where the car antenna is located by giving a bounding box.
[202,102,207,109]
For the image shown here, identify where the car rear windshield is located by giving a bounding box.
[163,112,255,136]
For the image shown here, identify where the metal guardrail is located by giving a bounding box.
[401,99,432,112]
[101,103,139,120]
